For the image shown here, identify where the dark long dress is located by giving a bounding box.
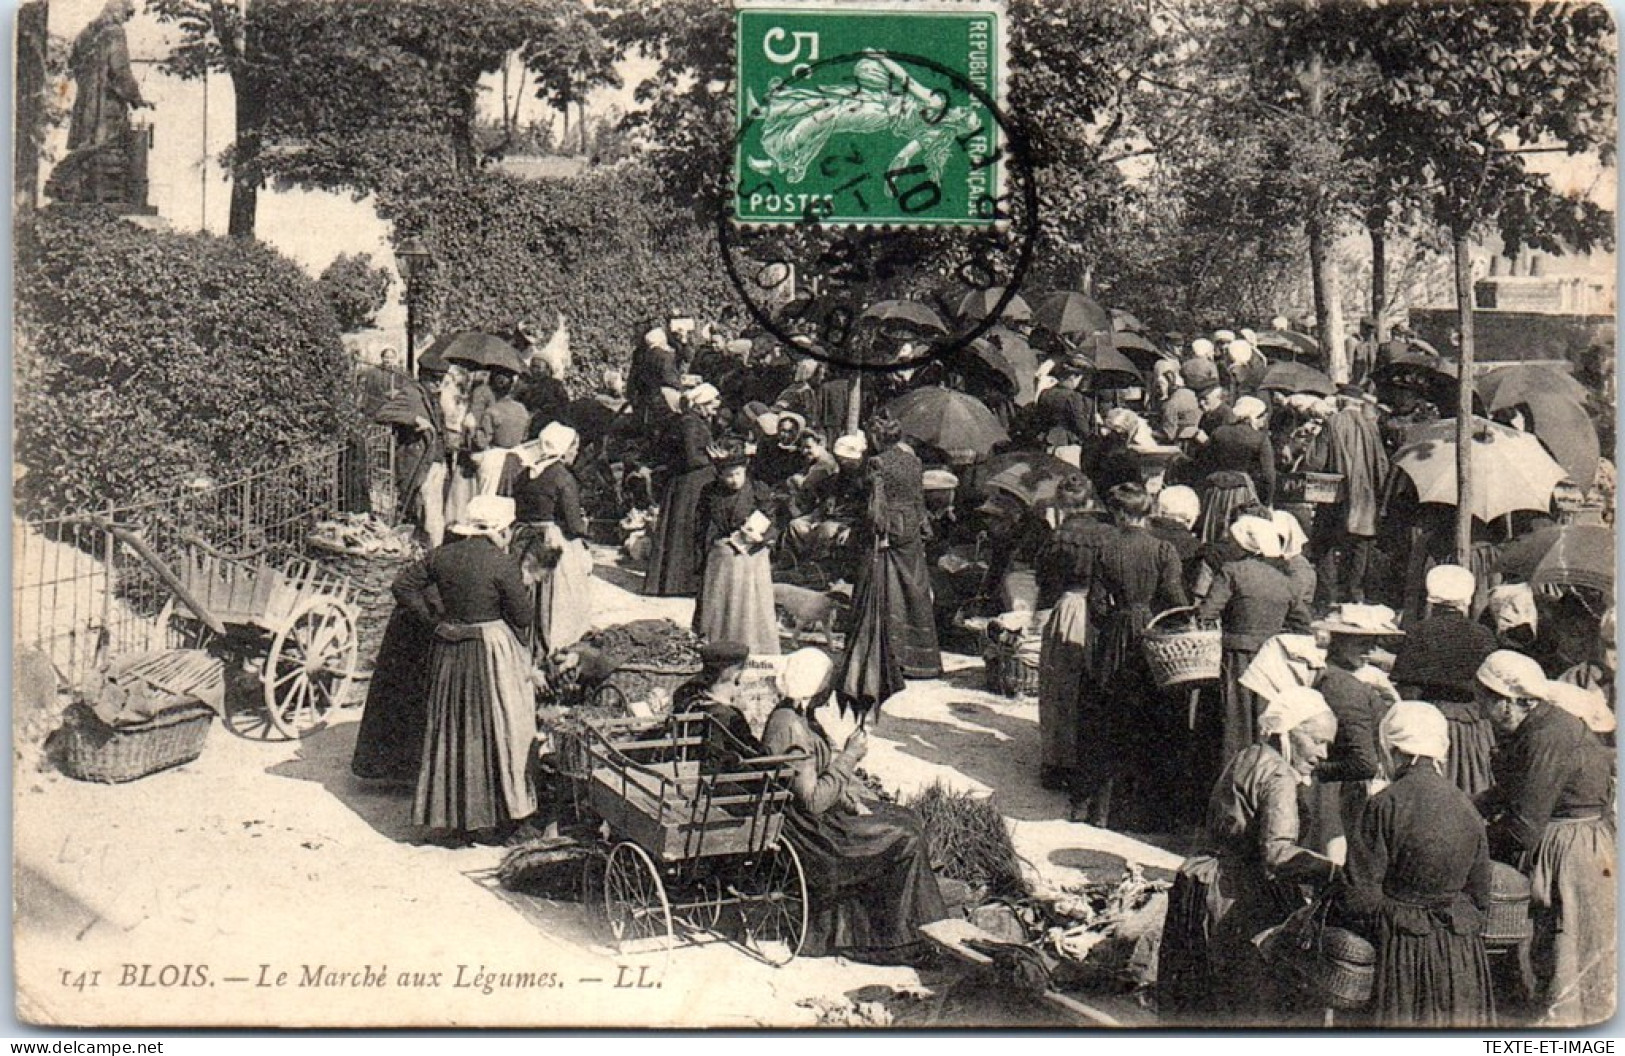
[1033,511,1113,793]
[837,444,941,718]
[1084,524,1188,829]
[644,412,715,596]
[350,560,436,784]
[1334,763,1494,1027]
[761,702,948,957]
[1390,610,1499,797]
[1303,664,1388,854]
[1158,743,1336,1023]
[408,535,538,834]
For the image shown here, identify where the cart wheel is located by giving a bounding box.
[603,841,673,957]
[737,841,809,966]
[263,597,359,739]
[588,682,628,714]
[678,870,726,936]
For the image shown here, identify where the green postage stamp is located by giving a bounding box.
[733,0,1008,227]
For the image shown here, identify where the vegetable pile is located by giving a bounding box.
[574,619,703,671]
[309,514,420,558]
[907,782,1027,899]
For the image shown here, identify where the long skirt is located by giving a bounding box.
[860,536,940,679]
[1367,901,1493,1027]
[781,798,949,957]
[1438,702,1497,798]
[1529,816,1617,1026]
[1158,854,1303,1023]
[444,456,477,530]
[1219,647,1262,767]
[350,605,434,784]
[644,466,713,596]
[1197,476,1259,546]
[1038,591,1090,790]
[693,541,780,655]
[1093,605,1173,830]
[413,620,538,833]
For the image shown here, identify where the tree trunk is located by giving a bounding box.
[15,0,47,214]
[1303,53,1346,382]
[560,103,571,152]
[846,374,863,436]
[228,71,264,239]
[1368,209,1388,342]
[1453,227,1475,564]
[451,88,479,173]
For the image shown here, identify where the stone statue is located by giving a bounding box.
[45,0,152,206]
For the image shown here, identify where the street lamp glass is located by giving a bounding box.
[396,238,431,278]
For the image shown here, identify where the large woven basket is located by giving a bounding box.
[1484,861,1534,943]
[1142,607,1222,688]
[1280,471,1345,505]
[52,700,215,784]
[1298,922,1377,1010]
[985,640,1041,698]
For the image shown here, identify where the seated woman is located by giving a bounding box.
[1331,702,1494,1027]
[1157,686,1340,1024]
[671,640,762,767]
[762,648,949,962]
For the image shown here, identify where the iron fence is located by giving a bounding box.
[13,425,397,689]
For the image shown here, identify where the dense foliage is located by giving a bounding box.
[318,253,393,333]
[14,209,358,515]
[380,161,740,389]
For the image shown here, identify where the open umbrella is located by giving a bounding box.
[1392,418,1569,523]
[974,450,1077,507]
[1084,343,1145,390]
[882,386,1008,462]
[952,337,1022,396]
[1111,330,1170,369]
[956,287,1032,324]
[860,300,949,333]
[1256,330,1320,358]
[1110,308,1148,334]
[1373,352,1483,415]
[420,331,527,375]
[1032,291,1111,336]
[1480,364,1589,411]
[1259,360,1337,396]
[986,326,1040,406]
[1518,391,1600,488]
[1497,524,1614,595]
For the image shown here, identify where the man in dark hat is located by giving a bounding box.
[1350,316,1378,385]
[1304,384,1388,606]
[1033,358,1098,462]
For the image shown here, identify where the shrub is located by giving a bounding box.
[380,160,741,392]
[317,252,393,332]
[14,207,359,516]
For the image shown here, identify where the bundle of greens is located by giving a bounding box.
[907,782,1026,899]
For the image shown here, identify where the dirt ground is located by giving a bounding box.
[13,546,1180,1029]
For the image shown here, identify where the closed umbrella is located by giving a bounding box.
[956,287,1032,324]
[1259,361,1337,396]
[1032,291,1111,336]
[1518,391,1600,488]
[883,386,1008,462]
[1480,364,1589,411]
[1498,524,1613,595]
[860,299,949,333]
[1393,418,1569,523]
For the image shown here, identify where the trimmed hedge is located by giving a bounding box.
[380,161,742,391]
[15,208,359,516]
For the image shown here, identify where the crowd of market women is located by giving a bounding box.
[353,299,1613,1026]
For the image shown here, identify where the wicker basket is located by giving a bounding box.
[1273,899,1376,1010]
[51,700,215,784]
[1280,471,1345,505]
[1142,607,1222,688]
[985,640,1041,698]
[602,662,702,706]
[1484,861,1534,943]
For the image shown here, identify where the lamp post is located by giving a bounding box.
[396,238,432,376]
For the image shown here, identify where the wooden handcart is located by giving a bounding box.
[82,519,362,740]
[565,714,811,966]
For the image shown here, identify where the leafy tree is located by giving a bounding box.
[318,253,393,332]
[524,4,622,155]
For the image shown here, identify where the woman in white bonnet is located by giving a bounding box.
[1331,701,1494,1026]
[1158,686,1339,1023]
[761,648,948,962]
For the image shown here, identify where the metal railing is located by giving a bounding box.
[13,425,397,689]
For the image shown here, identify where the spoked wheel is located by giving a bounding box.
[603,841,674,959]
[263,597,359,739]
[675,870,726,936]
[736,841,809,966]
